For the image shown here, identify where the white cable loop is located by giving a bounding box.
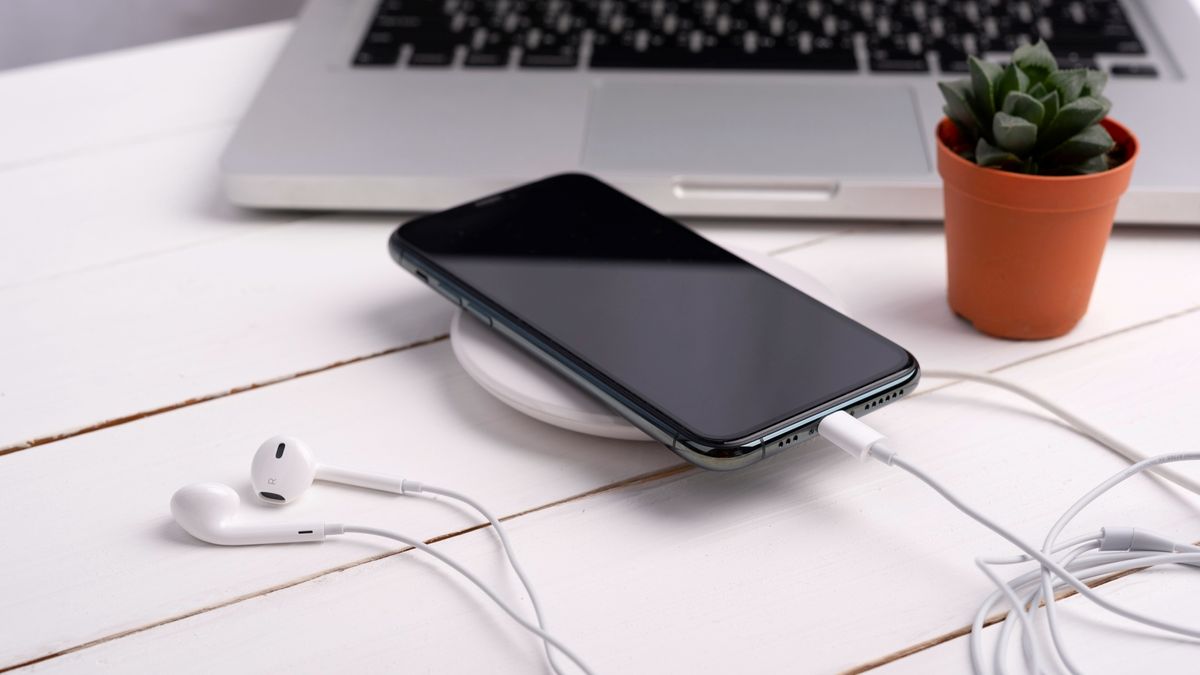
[818,369,1200,675]
[342,524,595,675]
[883,450,1200,675]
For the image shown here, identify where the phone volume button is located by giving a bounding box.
[428,279,461,306]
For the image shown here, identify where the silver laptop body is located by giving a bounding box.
[221,0,1200,224]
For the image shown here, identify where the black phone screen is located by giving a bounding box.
[396,175,914,444]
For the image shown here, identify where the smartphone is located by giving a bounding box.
[389,174,919,470]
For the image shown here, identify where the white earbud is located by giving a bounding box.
[250,435,410,504]
[170,482,331,545]
[172,445,595,673]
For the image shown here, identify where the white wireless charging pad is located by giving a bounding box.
[450,248,846,441]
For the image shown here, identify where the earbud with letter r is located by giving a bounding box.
[250,435,416,504]
[170,482,337,545]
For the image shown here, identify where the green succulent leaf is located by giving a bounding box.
[1002,91,1045,126]
[995,63,1030,110]
[1040,124,1115,167]
[1038,96,1107,152]
[1082,69,1109,98]
[1039,90,1061,125]
[969,56,1003,124]
[1012,40,1058,83]
[937,38,1114,175]
[993,112,1038,156]
[938,79,981,135]
[976,138,1025,170]
[1050,154,1111,175]
[1045,68,1088,103]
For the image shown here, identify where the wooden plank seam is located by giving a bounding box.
[0,334,449,457]
[4,271,1199,671]
[0,462,692,673]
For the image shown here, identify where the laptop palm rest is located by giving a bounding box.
[581,80,930,190]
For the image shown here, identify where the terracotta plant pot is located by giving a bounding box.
[936,117,1139,340]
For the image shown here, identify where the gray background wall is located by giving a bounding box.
[0,0,304,71]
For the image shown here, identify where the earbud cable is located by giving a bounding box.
[819,369,1200,675]
[883,449,1200,674]
[416,483,567,675]
[340,524,595,675]
[922,368,1200,497]
[327,367,1199,675]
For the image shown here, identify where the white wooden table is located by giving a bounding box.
[3,20,1200,675]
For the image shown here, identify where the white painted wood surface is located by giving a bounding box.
[0,340,681,668]
[4,13,1200,675]
[19,308,1200,674]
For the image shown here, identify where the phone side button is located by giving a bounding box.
[463,300,491,326]
[428,280,461,306]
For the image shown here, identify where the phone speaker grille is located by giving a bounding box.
[775,427,817,449]
[862,388,905,413]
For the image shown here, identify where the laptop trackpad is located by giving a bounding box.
[581,80,929,177]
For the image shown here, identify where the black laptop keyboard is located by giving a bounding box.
[352,0,1151,74]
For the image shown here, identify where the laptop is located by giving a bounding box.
[221,0,1200,224]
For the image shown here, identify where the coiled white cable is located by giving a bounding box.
[819,371,1200,675]
[887,450,1200,675]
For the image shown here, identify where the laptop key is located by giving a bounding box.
[936,48,970,74]
[354,41,401,67]
[784,33,859,71]
[519,30,579,68]
[465,49,510,67]
[869,33,929,73]
[407,37,455,67]
[1046,35,1144,57]
[464,27,511,67]
[409,50,454,67]
[1054,53,1098,70]
[1111,63,1158,77]
[520,49,579,68]
[870,55,929,73]
[373,12,440,32]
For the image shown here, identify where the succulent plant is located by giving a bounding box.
[938,41,1117,175]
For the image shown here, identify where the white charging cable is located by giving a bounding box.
[818,373,1200,675]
